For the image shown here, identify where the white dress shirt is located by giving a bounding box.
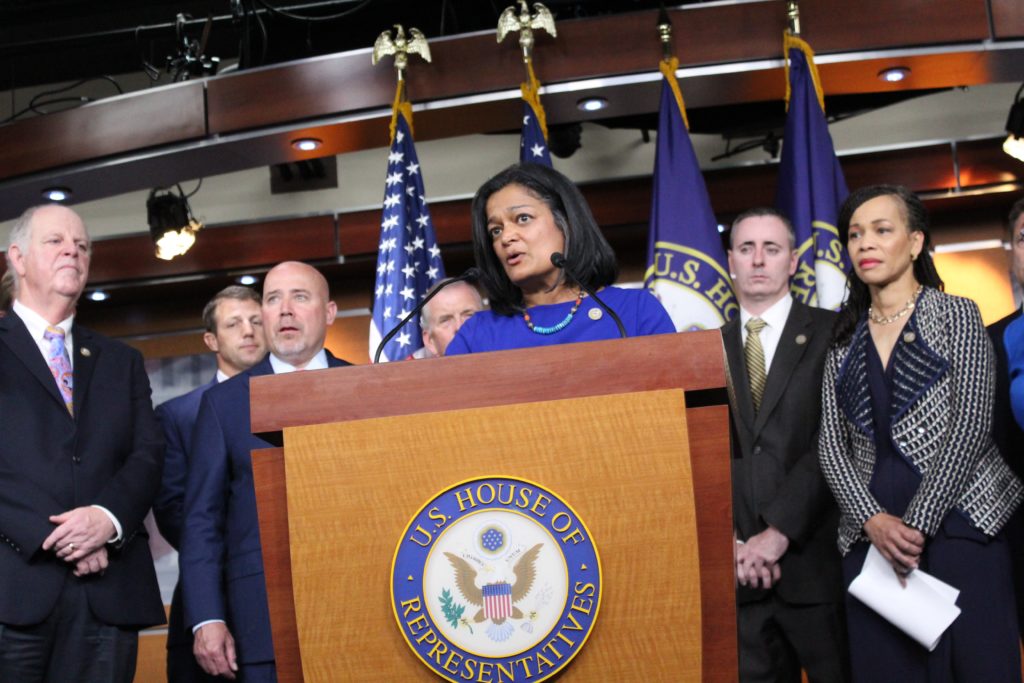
[739,293,794,375]
[269,348,328,374]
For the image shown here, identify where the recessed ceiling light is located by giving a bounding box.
[878,67,910,83]
[42,187,72,202]
[291,138,322,152]
[237,274,258,286]
[576,97,608,112]
[88,290,109,302]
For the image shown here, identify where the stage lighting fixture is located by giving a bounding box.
[147,186,203,260]
[1005,83,1024,163]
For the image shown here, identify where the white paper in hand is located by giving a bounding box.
[848,545,961,651]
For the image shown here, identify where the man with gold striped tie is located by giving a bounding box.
[721,207,848,683]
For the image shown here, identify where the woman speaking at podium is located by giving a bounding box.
[445,163,673,355]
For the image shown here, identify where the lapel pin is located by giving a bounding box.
[903,332,916,343]
[588,308,603,321]
[80,347,91,357]
[795,334,807,345]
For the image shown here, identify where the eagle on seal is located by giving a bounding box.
[445,543,543,641]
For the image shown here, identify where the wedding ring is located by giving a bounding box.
[67,543,75,552]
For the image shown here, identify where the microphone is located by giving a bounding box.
[373,267,481,364]
[550,252,627,338]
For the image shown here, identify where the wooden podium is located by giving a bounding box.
[250,331,737,682]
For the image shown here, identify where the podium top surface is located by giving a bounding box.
[251,329,726,434]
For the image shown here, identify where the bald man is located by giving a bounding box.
[180,262,350,682]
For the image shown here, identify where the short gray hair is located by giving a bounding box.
[420,279,483,331]
[5,204,90,287]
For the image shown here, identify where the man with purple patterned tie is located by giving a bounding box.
[0,204,165,682]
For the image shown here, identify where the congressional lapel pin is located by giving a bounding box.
[903,332,916,344]
[80,347,91,357]
[795,334,807,346]
[588,307,603,321]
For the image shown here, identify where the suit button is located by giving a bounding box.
[72,456,81,464]
[753,446,762,455]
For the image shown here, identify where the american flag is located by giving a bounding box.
[482,582,513,621]
[369,112,446,362]
[521,99,552,167]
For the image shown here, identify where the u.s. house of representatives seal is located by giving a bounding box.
[391,476,602,682]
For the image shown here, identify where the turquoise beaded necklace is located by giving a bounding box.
[523,291,584,335]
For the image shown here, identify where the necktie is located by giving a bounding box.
[744,318,767,413]
[44,326,74,414]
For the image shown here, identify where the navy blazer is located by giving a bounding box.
[154,375,219,650]
[989,309,1024,479]
[723,299,843,605]
[180,352,349,665]
[0,313,165,627]
[154,377,218,550]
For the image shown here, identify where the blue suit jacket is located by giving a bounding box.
[180,352,349,665]
[154,377,218,550]
[154,375,219,650]
[0,313,165,627]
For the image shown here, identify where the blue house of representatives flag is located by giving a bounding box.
[644,58,737,331]
[369,111,446,361]
[519,64,553,167]
[521,99,552,166]
[775,34,850,310]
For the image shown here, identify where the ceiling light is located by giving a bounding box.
[237,274,258,286]
[291,138,322,152]
[878,67,910,83]
[1005,83,1024,163]
[87,290,109,302]
[147,186,203,261]
[576,97,608,112]
[42,187,72,202]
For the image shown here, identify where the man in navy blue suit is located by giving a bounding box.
[180,261,350,681]
[988,196,1024,642]
[0,204,165,682]
[154,285,265,683]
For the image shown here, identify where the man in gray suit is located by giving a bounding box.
[722,208,848,683]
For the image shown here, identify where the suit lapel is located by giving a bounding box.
[0,314,69,415]
[752,302,812,435]
[722,317,756,434]
[72,324,99,421]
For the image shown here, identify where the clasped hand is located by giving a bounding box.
[735,526,790,590]
[42,506,115,575]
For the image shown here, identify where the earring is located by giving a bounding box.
[911,252,917,262]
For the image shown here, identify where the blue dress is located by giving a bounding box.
[841,337,1020,682]
[1006,314,1024,430]
[445,286,675,354]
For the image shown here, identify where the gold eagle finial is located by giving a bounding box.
[497,1,557,63]
[372,24,431,79]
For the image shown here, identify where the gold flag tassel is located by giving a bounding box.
[783,32,825,112]
[657,10,689,130]
[521,58,549,141]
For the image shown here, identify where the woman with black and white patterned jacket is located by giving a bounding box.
[819,184,1023,682]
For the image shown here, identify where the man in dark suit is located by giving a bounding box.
[0,204,165,682]
[722,208,848,683]
[988,195,1024,640]
[180,261,350,682]
[154,284,265,683]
